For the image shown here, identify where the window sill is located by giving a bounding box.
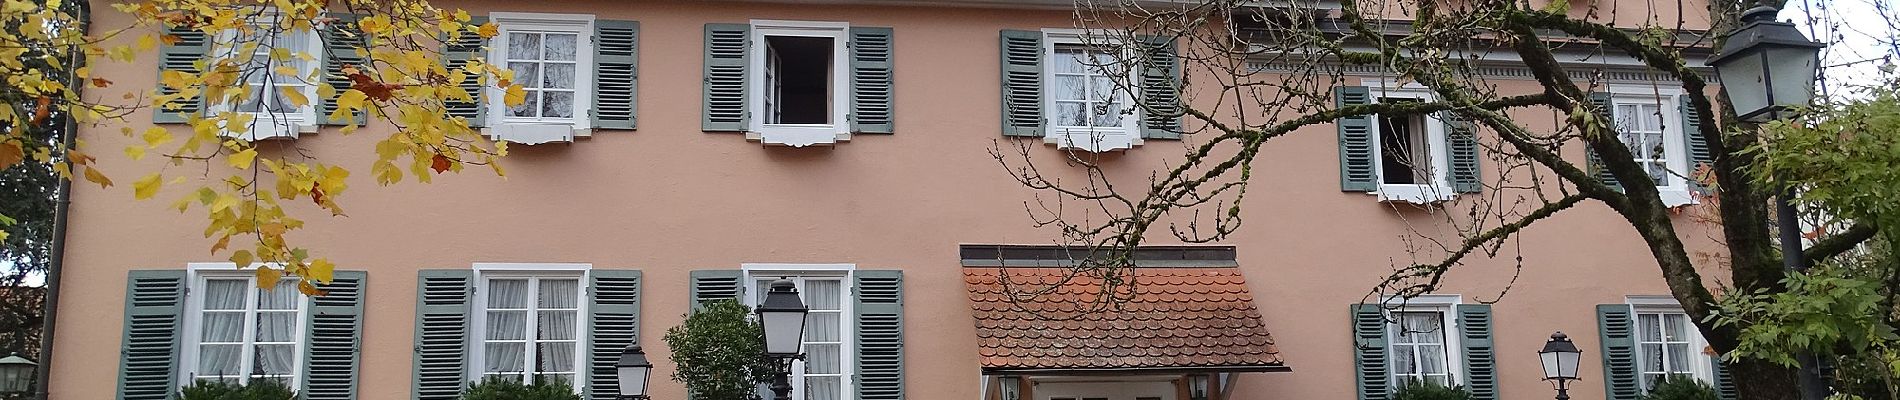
[1660,189,1697,208]
[485,123,587,145]
[747,125,848,147]
[1376,184,1458,204]
[1046,129,1140,152]
[219,118,313,141]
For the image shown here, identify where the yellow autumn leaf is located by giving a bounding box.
[142,127,172,148]
[504,85,526,107]
[228,148,258,169]
[82,166,111,188]
[307,258,335,284]
[255,265,282,289]
[209,193,239,213]
[133,173,162,199]
[231,249,255,269]
[124,145,145,160]
[281,86,310,107]
[0,141,22,168]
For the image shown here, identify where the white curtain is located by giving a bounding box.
[486,279,530,374]
[536,278,579,374]
[198,280,247,377]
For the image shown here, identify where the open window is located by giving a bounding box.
[1368,91,1453,203]
[747,20,850,146]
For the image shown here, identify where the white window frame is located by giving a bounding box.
[1041,29,1144,153]
[745,20,852,147]
[1625,295,1716,391]
[1605,85,1695,207]
[1364,80,1455,204]
[207,14,323,141]
[1380,294,1464,387]
[741,263,856,400]
[178,262,309,387]
[468,262,592,391]
[483,12,596,145]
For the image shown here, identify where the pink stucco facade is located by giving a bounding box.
[55,1,1724,400]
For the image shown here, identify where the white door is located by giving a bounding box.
[1036,379,1176,400]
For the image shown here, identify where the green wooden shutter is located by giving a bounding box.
[1351,304,1391,400]
[584,270,642,400]
[1139,35,1181,140]
[1679,95,1712,191]
[302,271,368,400]
[592,20,640,130]
[116,270,187,400]
[412,270,473,400]
[998,30,1044,137]
[444,17,488,128]
[1584,92,1622,190]
[848,27,896,134]
[1337,86,1377,192]
[1444,112,1482,194]
[154,26,208,124]
[1712,356,1737,400]
[1598,304,1641,400]
[320,14,368,126]
[1455,305,1497,400]
[855,270,904,400]
[702,24,750,132]
[689,270,743,311]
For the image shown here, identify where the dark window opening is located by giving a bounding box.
[764,35,833,125]
[1378,98,1430,185]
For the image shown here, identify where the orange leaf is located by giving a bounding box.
[90,77,113,88]
[430,154,452,173]
[31,97,51,125]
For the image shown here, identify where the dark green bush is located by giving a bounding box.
[1640,377,1719,400]
[460,375,582,400]
[664,299,775,400]
[1391,379,1474,400]
[177,378,296,400]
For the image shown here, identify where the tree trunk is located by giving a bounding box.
[1734,357,1805,400]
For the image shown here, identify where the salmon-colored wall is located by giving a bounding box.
[56,1,1724,400]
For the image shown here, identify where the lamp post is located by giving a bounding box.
[1539,332,1583,400]
[757,280,809,400]
[1707,5,1829,400]
[615,345,652,400]
[0,353,35,396]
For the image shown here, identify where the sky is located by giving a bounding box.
[1785,0,1899,95]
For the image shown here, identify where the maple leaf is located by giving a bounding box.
[90,77,112,88]
[31,97,51,125]
[430,153,452,173]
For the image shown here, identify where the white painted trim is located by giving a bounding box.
[1352,83,1457,203]
[177,268,309,388]
[472,262,593,271]
[483,12,596,143]
[1604,92,1696,206]
[1622,296,1717,389]
[746,20,852,147]
[742,263,858,273]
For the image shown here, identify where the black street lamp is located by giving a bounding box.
[1538,332,1583,400]
[1708,6,1826,123]
[1708,6,1829,400]
[615,345,652,400]
[757,280,809,400]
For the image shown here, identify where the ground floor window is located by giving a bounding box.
[185,274,304,384]
[476,274,584,385]
[748,270,853,400]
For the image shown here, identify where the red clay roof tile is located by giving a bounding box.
[964,267,1285,371]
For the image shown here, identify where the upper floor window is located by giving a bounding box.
[1598,88,1704,207]
[485,13,597,144]
[474,273,585,386]
[183,273,305,385]
[1042,31,1142,152]
[745,20,851,147]
[1368,89,1455,203]
[213,17,321,140]
[744,266,856,400]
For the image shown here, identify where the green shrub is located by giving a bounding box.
[664,299,775,400]
[1391,379,1474,400]
[177,378,296,400]
[1640,377,1719,400]
[460,375,583,400]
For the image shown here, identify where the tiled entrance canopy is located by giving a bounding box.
[961,245,1287,373]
